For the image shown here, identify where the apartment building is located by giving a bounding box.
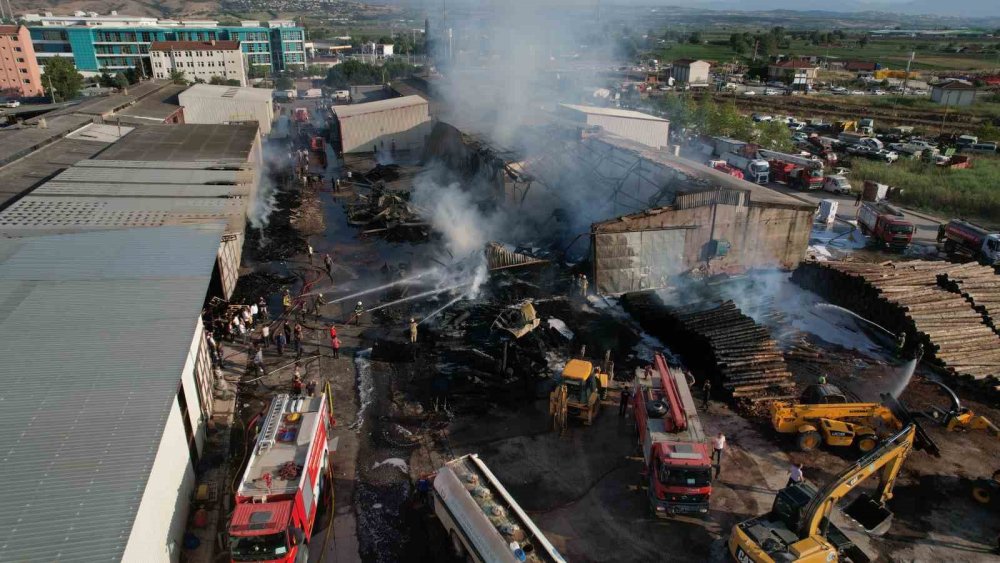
[151,40,247,86]
[0,25,44,98]
[24,12,305,75]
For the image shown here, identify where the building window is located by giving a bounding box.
[16,58,24,63]
[176,386,200,467]
[13,47,21,52]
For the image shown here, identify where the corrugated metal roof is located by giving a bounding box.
[33,181,250,199]
[333,95,428,118]
[0,195,245,233]
[0,224,225,562]
[74,159,251,170]
[559,104,668,122]
[95,124,259,162]
[180,83,274,103]
[52,167,245,185]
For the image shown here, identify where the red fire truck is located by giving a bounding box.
[631,353,713,517]
[758,149,824,190]
[228,394,333,563]
[709,159,746,180]
[857,201,914,252]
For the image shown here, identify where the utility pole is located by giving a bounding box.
[46,72,57,103]
[902,51,914,94]
[751,39,759,63]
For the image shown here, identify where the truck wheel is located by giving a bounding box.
[856,435,878,453]
[797,430,822,452]
[972,484,992,505]
[944,240,956,254]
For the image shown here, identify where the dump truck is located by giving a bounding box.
[431,454,565,562]
[937,219,1000,265]
[723,152,770,184]
[758,149,824,190]
[632,353,713,516]
[770,384,901,453]
[550,358,608,427]
[729,423,939,563]
[857,201,914,251]
[229,394,334,563]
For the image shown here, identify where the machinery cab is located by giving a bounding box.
[561,359,604,405]
[801,384,848,405]
[229,501,307,562]
[982,234,1000,264]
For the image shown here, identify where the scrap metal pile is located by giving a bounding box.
[347,184,429,237]
[623,293,796,411]
[793,260,1000,385]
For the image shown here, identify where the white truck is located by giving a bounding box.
[723,152,770,184]
[432,454,565,563]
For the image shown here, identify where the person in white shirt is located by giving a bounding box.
[787,463,804,487]
[712,432,726,477]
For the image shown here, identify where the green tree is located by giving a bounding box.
[98,71,115,88]
[755,120,794,151]
[42,57,84,101]
[169,69,187,85]
[113,72,129,89]
[275,75,295,90]
[688,32,702,45]
[859,35,870,49]
[124,67,140,84]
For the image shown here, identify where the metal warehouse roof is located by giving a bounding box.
[52,166,248,185]
[180,83,275,102]
[0,224,225,562]
[333,94,428,118]
[0,195,246,234]
[74,159,252,170]
[33,181,251,199]
[95,124,259,162]
[0,137,111,212]
[559,104,669,122]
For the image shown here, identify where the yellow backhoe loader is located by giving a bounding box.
[729,420,939,563]
[770,384,900,453]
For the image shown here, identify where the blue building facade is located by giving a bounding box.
[28,20,305,73]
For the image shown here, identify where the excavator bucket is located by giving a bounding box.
[880,393,940,457]
[844,493,893,536]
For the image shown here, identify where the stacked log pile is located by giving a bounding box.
[793,260,1000,384]
[937,264,1000,336]
[622,293,796,411]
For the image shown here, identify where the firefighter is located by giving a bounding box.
[896,331,907,357]
[702,379,712,409]
[282,289,293,313]
[354,301,365,326]
[409,318,418,344]
[580,274,589,297]
[619,386,631,417]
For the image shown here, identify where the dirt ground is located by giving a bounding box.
[224,102,1000,563]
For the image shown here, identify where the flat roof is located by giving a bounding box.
[52,166,249,185]
[0,224,225,562]
[333,94,427,118]
[179,83,274,103]
[559,104,668,123]
[0,114,95,168]
[95,123,259,161]
[0,136,111,211]
[116,83,185,124]
[33,181,251,198]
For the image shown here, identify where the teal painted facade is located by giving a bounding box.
[29,24,305,72]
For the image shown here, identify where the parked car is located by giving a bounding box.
[831,86,848,95]
[792,132,809,143]
[823,175,853,195]
[788,121,805,131]
[871,89,886,96]
[968,142,998,153]
[752,113,773,122]
[876,149,899,163]
[764,88,783,96]
[742,90,756,96]
[850,90,866,96]
[1,100,20,108]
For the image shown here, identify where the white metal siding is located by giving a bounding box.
[219,232,243,299]
[338,104,432,153]
[188,320,215,422]
[585,115,669,149]
[121,397,196,563]
[179,94,274,135]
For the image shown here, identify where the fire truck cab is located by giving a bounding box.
[632,354,713,516]
[229,394,333,563]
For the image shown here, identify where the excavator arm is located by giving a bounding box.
[801,425,918,538]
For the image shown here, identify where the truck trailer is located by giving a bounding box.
[857,202,914,251]
[938,219,1000,265]
[228,394,333,563]
[723,152,770,184]
[632,353,713,517]
[431,454,565,563]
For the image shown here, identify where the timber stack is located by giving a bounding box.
[622,293,796,412]
[937,264,1000,336]
[793,260,1000,385]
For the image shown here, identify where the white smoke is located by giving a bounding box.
[412,177,493,256]
[250,144,293,229]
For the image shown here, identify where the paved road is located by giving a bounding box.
[762,180,944,245]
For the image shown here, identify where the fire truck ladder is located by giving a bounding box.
[257,394,290,455]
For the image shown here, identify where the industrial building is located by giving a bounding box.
[332,95,432,154]
[557,104,670,149]
[0,224,227,562]
[24,12,305,73]
[150,40,248,86]
[0,25,44,98]
[671,59,711,87]
[930,79,977,106]
[179,83,274,135]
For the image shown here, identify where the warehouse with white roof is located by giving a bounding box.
[332,94,432,153]
[558,104,670,149]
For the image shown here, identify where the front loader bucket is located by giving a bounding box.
[844,493,893,536]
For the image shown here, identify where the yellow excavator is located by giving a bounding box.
[729,420,939,563]
[549,359,608,429]
[770,384,901,453]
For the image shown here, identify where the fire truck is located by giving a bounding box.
[758,149,824,190]
[632,353,713,517]
[937,219,1000,265]
[709,159,746,180]
[857,201,914,252]
[229,394,333,563]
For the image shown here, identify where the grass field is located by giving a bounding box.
[850,155,1000,223]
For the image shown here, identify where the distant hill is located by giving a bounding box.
[12,0,222,19]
